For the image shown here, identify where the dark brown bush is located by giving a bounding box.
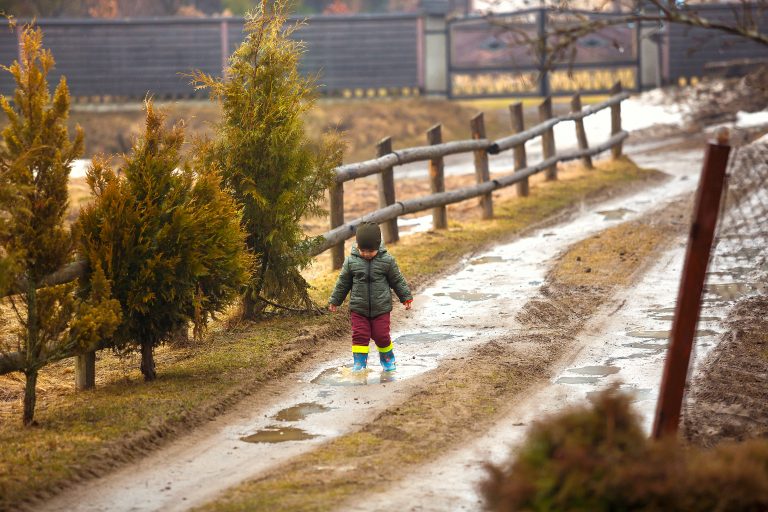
[482,386,768,511]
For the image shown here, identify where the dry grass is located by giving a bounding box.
[61,96,574,164]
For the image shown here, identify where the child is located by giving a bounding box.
[328,222,413,372]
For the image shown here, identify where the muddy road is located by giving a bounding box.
[35,141,735,512]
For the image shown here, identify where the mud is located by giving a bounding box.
[683,295,768,447]
[241,426,318,444]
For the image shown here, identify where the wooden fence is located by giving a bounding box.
[0,83,629,388]
[317,82,629,269]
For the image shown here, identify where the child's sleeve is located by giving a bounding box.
[329,257,353,306]
[387,257,413,303]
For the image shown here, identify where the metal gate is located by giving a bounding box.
[447,9,641,99]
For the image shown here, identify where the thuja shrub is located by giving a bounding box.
[482,387,768,511]
[193,0,343,318]
[78,100,250,381]
[0,26,121,425]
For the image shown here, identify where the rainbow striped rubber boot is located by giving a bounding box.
[378,343,396,372]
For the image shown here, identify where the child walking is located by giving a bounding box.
[328,222,413,372]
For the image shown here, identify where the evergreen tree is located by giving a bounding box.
[0,26,122,425]
[78,100,251,381]
[193,0,343,319]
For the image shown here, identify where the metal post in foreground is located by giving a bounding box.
[652,130,731,439]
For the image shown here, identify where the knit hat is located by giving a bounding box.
[355,222,381,250]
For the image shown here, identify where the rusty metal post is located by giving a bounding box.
[377,137,399,244]
[470,112,493,219]
[571,93,593,169]
[652,132,731,439]
[75,351,96,391]
[427,124,448,229]
[538,97,557,181]
[610,81,623,159]
[329,181,345,270]
[509,102,529,197]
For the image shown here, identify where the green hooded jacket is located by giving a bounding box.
[329,243,412,318]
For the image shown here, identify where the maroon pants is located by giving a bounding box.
[350,311,392,353]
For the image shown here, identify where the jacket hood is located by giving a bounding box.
[351,242,387,257]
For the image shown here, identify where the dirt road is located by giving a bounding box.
[34,142,725,512]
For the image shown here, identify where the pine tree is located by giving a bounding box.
[0,26,122,425]
[193,0,343,319]
[78,100,251,381]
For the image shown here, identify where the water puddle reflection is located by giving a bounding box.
[567,365,620,376]
[241,426,318,444]
[433,292,499,302]
[274,403,331,422]
[556,376,600,385]
[626,329,717,339]
[596,208,636,221]
[394,332,457,344]
[312,366,401,386]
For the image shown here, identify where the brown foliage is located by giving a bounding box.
[482,386,768,511]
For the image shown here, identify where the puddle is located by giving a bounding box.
[394,332,457,344]
[587,387,652,402]
[433,292,499,302]
[596,207,635,221]
[626,330,670,339]
[311,366,404,386]
[470,256,506,265]
[625,329,717,340]
[567,365,620,376]
[274,403,331,422]
[241,426,318,444]
[556,376,600,385]
[706,282,763,301]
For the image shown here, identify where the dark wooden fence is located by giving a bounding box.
[0,14,422,99]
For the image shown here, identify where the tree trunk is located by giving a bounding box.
[140,341,157,381]
[23,369,38,426]
[242,253,269,320]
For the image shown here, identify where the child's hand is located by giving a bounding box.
[328,304,338,313]
[403,299,413,310]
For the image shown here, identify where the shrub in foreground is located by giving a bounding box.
[482,387,768,511]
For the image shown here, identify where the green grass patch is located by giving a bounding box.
[0,156,660,510]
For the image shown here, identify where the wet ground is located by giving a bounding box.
[348,149,763,512]
[40,146,715,512]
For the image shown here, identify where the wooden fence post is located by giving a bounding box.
[470,112,493,219]
[377,137,399,244]
[427,124,448,229]
[652,134,731,439]
[538,96,557,181]
[509,102,529,197]
[329,181,345,270]
[571,93,593,169]
[610,82,623,159]
[75,351,96,391]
